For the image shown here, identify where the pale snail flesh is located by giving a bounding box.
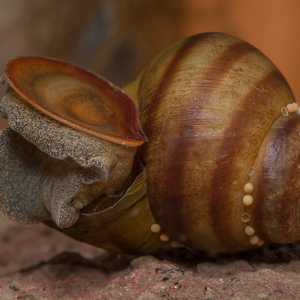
[0,32,299,255]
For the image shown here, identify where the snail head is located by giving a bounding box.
[0,57,145,229]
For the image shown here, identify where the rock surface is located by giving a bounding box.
[1,224,300,299]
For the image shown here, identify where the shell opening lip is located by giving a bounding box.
[5,56,145,147]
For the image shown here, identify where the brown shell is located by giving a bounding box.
[5,56,144,146]
[134,32,297,253]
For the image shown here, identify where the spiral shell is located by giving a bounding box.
[0,32,299,254]
[134,32,296,252]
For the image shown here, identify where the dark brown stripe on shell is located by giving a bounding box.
[141,34,211,244]
[253,113,300,243]
[141,33,210,139]
[210,70,289,250]
[150,36,259,247]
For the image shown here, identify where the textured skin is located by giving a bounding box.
[0,128,99,227]
[45,170,164,255]
[135,32,295,252]
[0,88,136,228]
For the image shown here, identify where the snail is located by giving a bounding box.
[0,32,299,255]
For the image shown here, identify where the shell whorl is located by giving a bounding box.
[136,32,295,252]
[250,112,300,244]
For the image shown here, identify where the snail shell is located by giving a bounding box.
[0,32,299,254]
[135,32,298,252]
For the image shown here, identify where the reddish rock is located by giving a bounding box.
[0,224,105,277]
[1,224,300,299]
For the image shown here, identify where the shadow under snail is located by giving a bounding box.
[0,32,299,255]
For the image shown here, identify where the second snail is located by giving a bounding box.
[0,32,299,254]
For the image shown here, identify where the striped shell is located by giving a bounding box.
[1,32,299,254]
[134,32,298,253]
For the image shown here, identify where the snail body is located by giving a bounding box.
[0,32,299,254]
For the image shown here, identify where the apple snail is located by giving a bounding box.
[0,32,299,254]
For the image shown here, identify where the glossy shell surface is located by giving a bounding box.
[136,32,297,252]
[6,57,144,146]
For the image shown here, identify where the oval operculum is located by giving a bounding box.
[0,87,137,229]
[5,56,145,147]
[44,169,163,254]
[248,111,300,244]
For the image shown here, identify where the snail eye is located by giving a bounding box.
[5,56,144,146]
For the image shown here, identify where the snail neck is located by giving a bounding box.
[122,72,143,106]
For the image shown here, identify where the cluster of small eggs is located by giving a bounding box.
[150,223,182,248]
[241,180,264,246]
[281,102,299,116]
